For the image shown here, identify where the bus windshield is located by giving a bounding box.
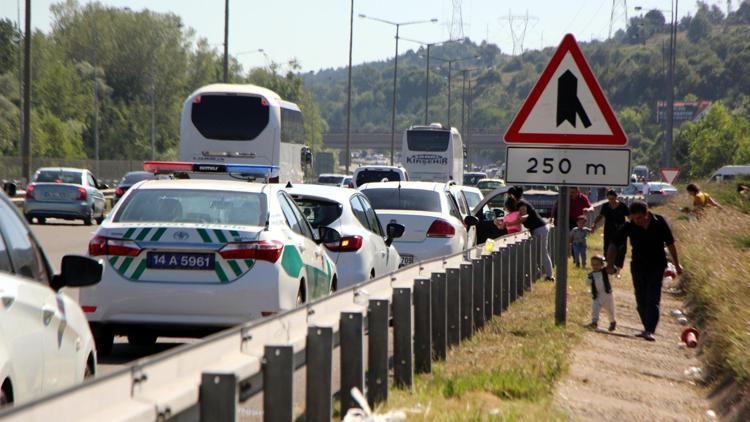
[406,130,450,152]
[191,95,269,141]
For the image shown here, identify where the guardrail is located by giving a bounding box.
[1,228,552,422]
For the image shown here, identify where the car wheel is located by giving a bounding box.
[84,355,95,379]
[296,281,306,305]
[127,333,158,347]
[95,213,104,225]
[94,331,114,357]
[83,207,94,226]
[24,214,33,224]
[37,216,46,224]
[0,381,11,407]
[331,275,338,293]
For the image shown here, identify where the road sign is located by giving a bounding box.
[504,34,627,146]
[505,146,631,187]
[660,167,681,184]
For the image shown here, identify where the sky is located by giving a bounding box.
[1,0,715,73]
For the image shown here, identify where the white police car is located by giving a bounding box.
[79,162,337,354]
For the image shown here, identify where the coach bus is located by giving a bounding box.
[179,83,312,183]
[401,123,464,183]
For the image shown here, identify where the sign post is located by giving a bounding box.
[503,34,630,325]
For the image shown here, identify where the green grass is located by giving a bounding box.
[376,237,600,421]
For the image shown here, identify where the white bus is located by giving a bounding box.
[179,83,312,183]
[401,123,464,183]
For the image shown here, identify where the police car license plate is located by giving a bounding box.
[399,255,414,267]
[146,252,215,270]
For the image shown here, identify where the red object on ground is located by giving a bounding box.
[681,327,700,348]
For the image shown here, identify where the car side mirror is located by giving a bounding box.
[51,255,102,291]
[3,181,17,197]
[98,182,109,190]
[317,226,341,245]
[463,215,479,227]
[385,223,405,246]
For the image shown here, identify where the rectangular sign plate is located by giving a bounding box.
[505,146,631,187]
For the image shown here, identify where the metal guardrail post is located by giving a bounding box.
[491,251,502,316]
[534,235,542,281]
[483,254,493,321]
[550,226,556,268]
[306,326,334,422]
[507,244,517,303]
[459,263,473,340]
[471,258,485,330]
[367,299,390,407]
[516,242,525,299]
[500,246,511,312]
[392,287,413,387]
[340,311,365,415]
[431,272,447,361]
[200,372,238,422]
[263,345,294,422]
[446,268,461,347]
[524,238,532,291]
[413,278,432,374]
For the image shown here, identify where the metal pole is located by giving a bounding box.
[665,0,678,167]
[424,44,430,124]
[555,187,570,325]
[93,14,99,175]
[461,70,466,135]
[223,0,229,82]
[345,0,354,173]
[150,87,156,160]
[390,24,400,165]
[21,0,30,183]
[447,61,452,127]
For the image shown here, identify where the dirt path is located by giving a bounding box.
[554,271,712,421]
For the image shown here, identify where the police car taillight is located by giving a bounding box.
[88,236,142,257]
[219,240,283,262]
[325,235,363,252]
[143,161,194,174]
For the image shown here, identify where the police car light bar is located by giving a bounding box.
[143,161,280,179]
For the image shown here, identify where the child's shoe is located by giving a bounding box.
[608,321,617,331]
[585,321,597,329]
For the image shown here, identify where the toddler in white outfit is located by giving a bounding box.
[586,255,616,331]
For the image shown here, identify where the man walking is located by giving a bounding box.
[592,189,629,275]
[606,201,683,341]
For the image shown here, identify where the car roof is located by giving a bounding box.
[286,184,356,202]
[36,167,86,172]
[358,181,446,191]
[133,179,272,193]
[318,173,348,177]
[354,165,405,171]
[477,178,504,183]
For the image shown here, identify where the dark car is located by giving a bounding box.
[114,171,171,204]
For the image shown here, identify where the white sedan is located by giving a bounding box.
[79,177,337,355]
[359,181,477,266]
[0,191,102,407]
[286,184,404,288]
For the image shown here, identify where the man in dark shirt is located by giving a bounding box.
[592,189,630,270]
[607,201,683,341]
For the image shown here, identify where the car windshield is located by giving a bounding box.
[477,180,503,190]
[291,197,343,229]
[34,170,83,184]
[356,170,402,186]
[362,188,441,212]
[121,172,155,185]
[318,176,345,185]
[115,189,266,226]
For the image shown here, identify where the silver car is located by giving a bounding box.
[24,167,107,225]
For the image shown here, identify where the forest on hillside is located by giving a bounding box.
[0,1,749,178]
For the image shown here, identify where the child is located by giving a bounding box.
[493,197,523,234]
[569,215,591,268]
[586,255,616,331]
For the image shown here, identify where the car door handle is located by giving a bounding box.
[1,293,15,307]
[380,251,387,257]
[42,306,57,326]
[297,243,306,252]
[314,250,323,258]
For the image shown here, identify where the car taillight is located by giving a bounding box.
[25,184,35,199]
[325,235,363,252]
[82,306,97,313]
[427,219,455,238]
[88,236,141,257]
[115,187,124,196]
[219,240,284,262]
[76,187,87,201]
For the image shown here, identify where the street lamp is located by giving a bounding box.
[359,14,438,165]
[401,36,464,125]
[236,48,269,68]
[430,55,479,127]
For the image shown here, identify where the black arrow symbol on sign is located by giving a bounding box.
[556,70,592,128]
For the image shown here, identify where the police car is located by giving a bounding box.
[79,162,337,354]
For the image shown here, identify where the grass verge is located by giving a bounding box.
[661,189,750,389]
[376,237,600,421]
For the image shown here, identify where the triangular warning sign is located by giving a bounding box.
[504,34,627,146]
[660,167,680,184]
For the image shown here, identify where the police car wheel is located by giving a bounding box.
[128,333,157,347]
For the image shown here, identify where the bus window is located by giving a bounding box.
[191,95,269,141]
[281,107,305,144]
[406,130,450,152]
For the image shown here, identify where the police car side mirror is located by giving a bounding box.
[317,226,341,245]
[385,223,405,246]
[51,255,102,291]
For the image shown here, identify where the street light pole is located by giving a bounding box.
[665,0,678,167]
[345,0,354,173]
[425,43,430,124]
[223,0,229,82]
[431,54,478,128]
[21,0,30,183]
[359,15,438,165]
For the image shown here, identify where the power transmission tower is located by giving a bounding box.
[448,0,466,40]
[609,0,629,39]
[499,10,538,55]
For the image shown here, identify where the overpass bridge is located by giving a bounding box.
[322,132,507,152]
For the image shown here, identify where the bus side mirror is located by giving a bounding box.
[3,181,17,197]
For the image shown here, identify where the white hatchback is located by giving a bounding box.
[79,178,337,355]
[0,191,102,407]
[286,184,404,288]
[359,181,477,266]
